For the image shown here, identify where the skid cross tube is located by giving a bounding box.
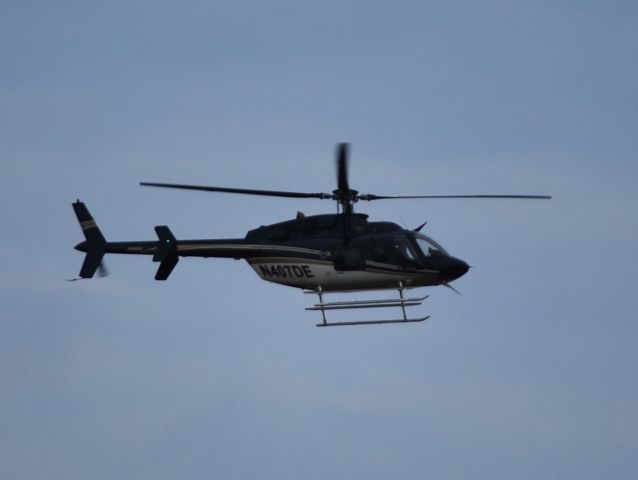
[306,282,430,327]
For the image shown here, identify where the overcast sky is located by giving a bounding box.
[1,1,637,479]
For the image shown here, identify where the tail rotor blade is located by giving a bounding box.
[97,262,109,278]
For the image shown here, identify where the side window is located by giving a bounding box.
[387,236,418,266]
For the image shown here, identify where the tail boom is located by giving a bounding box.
[72,200,248,280]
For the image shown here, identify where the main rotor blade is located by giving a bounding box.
[357,194,552,201]
[336,143,350,193]
[140,182,332,199]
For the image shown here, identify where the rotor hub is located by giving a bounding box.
[332,188,359,202]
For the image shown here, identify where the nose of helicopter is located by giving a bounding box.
[439,256,470,282]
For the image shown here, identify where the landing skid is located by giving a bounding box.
[305,282,430,327]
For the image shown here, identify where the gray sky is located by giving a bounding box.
[1,1,637,479]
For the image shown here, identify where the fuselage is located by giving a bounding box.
[75,210,469,291]
[240,212,468,291]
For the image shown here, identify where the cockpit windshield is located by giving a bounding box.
[414,233,448,257]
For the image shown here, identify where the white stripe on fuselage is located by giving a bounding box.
[177,243,322,256]
[247,257,439,291]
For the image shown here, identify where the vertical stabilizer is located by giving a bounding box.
[72,200,107,278]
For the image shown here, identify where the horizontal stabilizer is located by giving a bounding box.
[153,225,178,280]
[155,255,178,280]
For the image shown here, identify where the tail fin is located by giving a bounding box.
[72,200,107,278]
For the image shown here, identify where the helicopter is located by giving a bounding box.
[72,143,550,326]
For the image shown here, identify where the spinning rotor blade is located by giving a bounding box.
[336,143,350,193]
[141,144,551,209]
[357,194,552,201]
[97,262,109,278]
[140,182,332,200]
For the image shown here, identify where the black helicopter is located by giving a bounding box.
[73,143,550,326]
